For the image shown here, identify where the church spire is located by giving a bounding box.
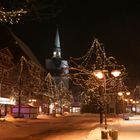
[53,27,61,58]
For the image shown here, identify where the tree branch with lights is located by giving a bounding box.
[67,38,128,113]
[44,73,72,115]
[0,0,65,24]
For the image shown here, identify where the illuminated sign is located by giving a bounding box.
[0,97,16,105]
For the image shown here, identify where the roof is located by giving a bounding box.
[0,23,44,70]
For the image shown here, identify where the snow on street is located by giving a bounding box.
[83,115,140,140]
[1,114,140,140]
[0,114,100,140]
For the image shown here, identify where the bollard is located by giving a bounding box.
[101,130,108,139]
[52,110,56,117]
[109,129,118,140]
[111,130,118,140]
[109,129,113,137]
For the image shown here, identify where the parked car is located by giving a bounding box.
[123,115,129,120]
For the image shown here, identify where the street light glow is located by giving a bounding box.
[94,71,104,79]
[133,101,136,104]
[126,92,131,96]
[118,92,123,96]
[118,91,130,96]
[111,70,121,77]
[125,99,128,102]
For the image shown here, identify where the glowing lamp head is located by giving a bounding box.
[125,99,128,102]
[94,70,104,79]
[133,101,136,104]
[126,92,130,96]
[118,92,123,96]
[111,70,121,77]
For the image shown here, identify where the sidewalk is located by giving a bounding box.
[81,117,140,140]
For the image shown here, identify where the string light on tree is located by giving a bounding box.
[67,38,129,121]
[0,7,27,24]
[0,0,66,24]
[68,38,127,101]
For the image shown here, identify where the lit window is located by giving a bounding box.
[53,51,56,57]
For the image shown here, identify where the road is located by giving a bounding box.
[24,116,99,140]
[2,114,140,140]
[1,114,100,140]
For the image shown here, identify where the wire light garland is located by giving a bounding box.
[68,38,128,105]
[0,7,27,24]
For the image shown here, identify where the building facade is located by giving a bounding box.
[0,24,45,118]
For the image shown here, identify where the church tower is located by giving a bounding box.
[45,27,69,88]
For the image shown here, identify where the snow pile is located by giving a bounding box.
[5,113,15,121]
[81,113,99,117]
[63,112,70,116]
[37,114,51,119]
[129,115,140,120]
[81,127,103,140]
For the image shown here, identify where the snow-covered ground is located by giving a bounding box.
[0,113,100,140]
[82,115,140,140]
[0,114,140,140]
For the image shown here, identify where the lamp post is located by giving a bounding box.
[118,91,130,118]
[134,101,139,114]
[94,69,121,130]
[111,70,122,114]
[94,70,105,126]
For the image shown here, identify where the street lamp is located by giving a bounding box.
[118,91,131,118]
[93,70,105,125]
[94,69,121,130]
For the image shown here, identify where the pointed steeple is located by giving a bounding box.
[53,27,62,58]
[55,28,61,48]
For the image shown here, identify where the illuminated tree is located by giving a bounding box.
[0,0,65,24]
[57,81,72,114]
[14,56,45,117]
[44,73,72,115]
[0,1,27,24]
[68,38,127,113]
[44,73,58,115]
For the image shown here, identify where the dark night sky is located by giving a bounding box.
[9,1,140,87]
